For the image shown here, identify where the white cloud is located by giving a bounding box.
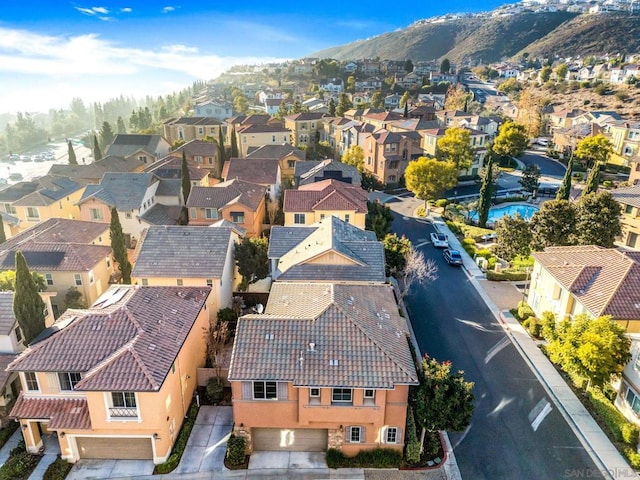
[120,7,132,13]
[92,7,109,14]
[161,6,176,13]
[75,7,97,16]
[74,6,110,16]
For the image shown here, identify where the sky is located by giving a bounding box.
[0,0,509,115]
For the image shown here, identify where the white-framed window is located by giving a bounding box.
[190,208,197,219]
[385,427,398,444]
[45,273,53,286]
[347,426,364,443]
[58,372,82,391]
[74,274,82,286]
[205,208,218,220]
[253,381,277,400]
[320,214,325,220]
[24,372,38,391]
[344,214,350,224]
[626,385,640,415]
[89,208,102,220]
[230,212,245,224]
[363,388,375,405]
[332,388,352,404]
[141,279,148,286]
[26,207,39,220]
[109,392,138,418]
[294,213,306,224]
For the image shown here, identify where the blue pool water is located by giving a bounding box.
[470,204,539,223]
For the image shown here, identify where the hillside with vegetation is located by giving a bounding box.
[310,12,640,63]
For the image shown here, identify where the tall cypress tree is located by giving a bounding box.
[217,127,226,172]
[556,153,573,201]
[116,116,127,134]
[93,134,103,161]
[13,252,45,344]
[68,140,77,165]
[583,161,601,196]
[181,151,191,204]
[230,128,239,158]
[109,207,131,284]
[0,216,6,245]
[477,156,494,228]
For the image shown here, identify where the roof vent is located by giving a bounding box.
[309,342,315,351]
[265,333,274,340]
[148,343,156,351]
[329,359,339,366]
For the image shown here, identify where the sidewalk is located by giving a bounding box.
[433,216,639,480]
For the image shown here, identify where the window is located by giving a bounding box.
[310,388,320,398]
[364,389,375,399]
[138,155,148,163]
[332,388,352,403]
[89,270,94,284]
[206,279,213,287]
[626,386,640,415]
[14,326,22,343]
[386,427,398,444]
[320,214,325,220]
[106,257,111,268]
[141,279,148,286]
[24,372,38,391]
[344,214,350,224]
[110,392,138,418]
[190,207,197,219]
[45,273,53,286]
[74,274,82,286]
[625,204,634,215]
[253,381,277,400]
[26,207,39,220]
[177,279,183,286]
[58,372,82,391]
[198,127,204,135]
[207,157,213,165]
[348,426,363,443]
[272,135,276,142]
[89,208,103,220]
[294,213,306,224]
[125,212,132,219]
[205,208,219,220]
[230,212,245,224]
[288,160,296,168]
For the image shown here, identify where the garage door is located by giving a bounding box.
[252,428,327,452]
[76,437,153,460]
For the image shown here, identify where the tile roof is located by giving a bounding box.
[533,245,640,320]
[0,242,112,272]
[228,283,418,388]
[79,172,158,210]
[0,182,40,203]
[0,218,108,249]
[145,155,209,181]
[246,144,305,160]
[8,285,210,392]
[271,216,384,283]
[10,397,92,430]
[0,354,17,389]
[612,184,640,209]
[173,140,219,157]
[163,116,223,126]
[133,225,234,278]
[186,180,266,211]
[223,158,280,185]
[236,124,290,134]
[105,134,165,158]
[285,113,325,121]
[139,204,182,226]
[296,160,361,187]
[13,177,83,207]
[0,292,17,336]
[283,180,368,214]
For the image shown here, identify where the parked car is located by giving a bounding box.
[430,232,449,248]
[19,155,31,162]
[443,249,463,266]
[9,173,23,181]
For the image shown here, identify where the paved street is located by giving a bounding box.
[389,205,603,480]
[520,150,567,178]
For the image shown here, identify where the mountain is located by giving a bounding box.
[310,12,640,64]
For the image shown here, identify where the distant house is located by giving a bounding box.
[319,78,344,93]
[144,155,210,187]
[284,113,325,149]
[361,129,423,185]
[283,179,368,228]
[104,134,171,165]
[246,144,306,179]
[193,99,233,120]
[384,94,402,110]
[222,157,281,201]
[236,124,292,157]
[611,184,640,249]
[172,139,220,177]
[294,159,361,187]
[162,117,224,146]
[48,155,147,186]
[187,180,266,237]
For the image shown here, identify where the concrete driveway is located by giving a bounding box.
[66,458,154,480]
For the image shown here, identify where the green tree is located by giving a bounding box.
[366,201,394,240]
[346,75,356,94]
[234,238,269,288]
[575,134,613,170]
[110,207,132,284]
[370,91,384,109]
[230,128,239,158]
[62,286,87,311]
[497,78,522,94]
[276,101,289,119]
[583,162,601,196]
[335,93,353,117]
[404,59,414,73]
[530,200,577,251]
[382,233,411,277]
[68,140,77,165]
[400,91,411,109]
[116,116,127,134]
[341,145,364,171]
[0,216,5,245]
[476,156,493,228]
[327,98,336,116]
[555,63,569,81]
[492,121,528,159]
[494,214,532,261]
[291,99,303,114]
[444,84,471,111]
[519,165,540,195]
[440,58,451,74]
[555,154,573,201]
[539,66,552,83]
[547,315,630,389]
[0,270,45,292]
[573,191,621,247]
[13,252,46,344]
[436,128,474,171]
[99,121,115,151]
[181,151,191,204]
[218,127,227,167]
[414,354,474,453]
[405,157,458,209]
[93,134,102,161]
[233,94,249,113]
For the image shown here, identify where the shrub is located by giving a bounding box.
[526,316,541,338]
[587,387,639,446]
[0,423,18,450]
[486,270,529,281]
[517,301,535,320]
[435,199,449,208]
[475,248,492,259]
[540,312,557,341]
[580,81,591,89]
[624,447,640,469]
[206,377,225,404]
[416,206,426,217]
[446,221,461,234]
[0,441,40,480]
[326,448,402,468]
[226,434,246,466]
[154,403,199,474]
[602,180,613,188]
[43,456,73,480]
[594,84,609,95]
[405,408,420,464]
[487,257,497,270]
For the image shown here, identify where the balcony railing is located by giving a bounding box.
[109,407,138,418]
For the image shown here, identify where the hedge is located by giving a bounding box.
[226,435,246,466]
[486,270,529,281]
[0,441,40,480]
[153,403,199,474]
[43,456,73,480]
[326,448,402,468]
[587,387,639,446]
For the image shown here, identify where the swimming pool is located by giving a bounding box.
[470,204,539,223]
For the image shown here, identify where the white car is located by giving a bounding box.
[430,232,449,248]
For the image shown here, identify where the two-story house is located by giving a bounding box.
[132,224,241,318]
[283,179,368,228]
[162,117,224,146]
[246,144,306,180]
[144,155,210,188]
[268,216,385,282]
[104,134,171,165]
[612,184,640,249]
[186,180,266,237]
[361,129,423,185]
[171,140,220,178]
[609,121,640,170]
[0,182,42,238]
[228,282,418,455]
[294,159,361,187]
[527,245,640,332]
[193,99,233,120]
[284,113,325,149]
[236,124,292,157]
[8,285,211,463]
[48,156,148,186]
[222,158,281,201]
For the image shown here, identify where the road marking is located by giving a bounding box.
[452,424,472,449]
[415,218,429,224]
[456,318,503,333]
[414,240,431,248]
[484,337,511,364]
[528,398,553,432]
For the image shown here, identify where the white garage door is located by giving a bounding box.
[252,428,327,452]
[76,437,153,460]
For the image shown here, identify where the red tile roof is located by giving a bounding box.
[283,180,368,214]
[11,397,91,430]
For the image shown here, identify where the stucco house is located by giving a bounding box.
[228,282,418,455]
[527,245,640,332]
[222,158,281,201]
[611,184,640,250]
[246,144,306,180]
[294,159,361,187]
[283,179,368,228]
[162,117,224,145]
[132,224,242,318]
[8,285,211,463]
[193,99,233,120]
[104,134,171,165]
[268,215,385,283]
